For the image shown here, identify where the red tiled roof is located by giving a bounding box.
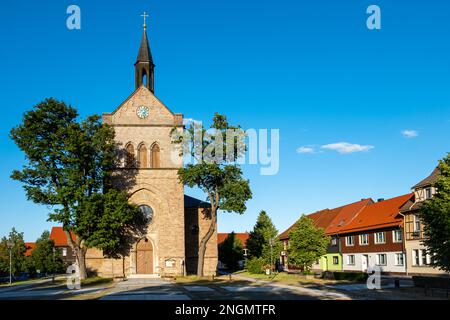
[24,242,36,257]
[217,233,250,248]
[326,199,374,235]
[338,194,414,234]
[50,227,76,246]
[279,199,373,240]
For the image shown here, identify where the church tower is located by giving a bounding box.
[86,14,218,278]
[134,13,155,92]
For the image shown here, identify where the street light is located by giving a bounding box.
[269,238,274,274]
[6,240,14,286]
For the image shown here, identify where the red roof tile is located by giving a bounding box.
[24,242,36,257]
[279,199,373,240]
[50,227,76,247]
[217,233,250,248]
[338,194,414,234]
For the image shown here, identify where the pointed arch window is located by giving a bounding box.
[151,143,160,168]
[138,144,148,168]
[125,143,135,168]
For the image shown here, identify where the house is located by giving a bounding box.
[339,194,413,274]
[24,242,36,257]
[400,167,448,275]
[278,198,373,271]
[217,232,250,269]
[50,227,77,265]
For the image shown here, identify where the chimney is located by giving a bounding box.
[378,198,385,202]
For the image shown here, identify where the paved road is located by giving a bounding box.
[0,276,354,300]
[99,277,351,300]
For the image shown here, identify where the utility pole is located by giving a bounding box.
[269,238,274,274]
[7,240,14,286]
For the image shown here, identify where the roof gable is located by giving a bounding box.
[50,227,76,247]
[103,86,182,126]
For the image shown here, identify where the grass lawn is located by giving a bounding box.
[233,270,358,286]
[173,275,253,286]
[0,277,52,288]
[81,277,113,287]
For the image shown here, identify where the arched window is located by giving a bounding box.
[139,205,154,225]
[142,69,147,87]
[125,143,135,168]
[138,144,148,168]
[151,143,160,168]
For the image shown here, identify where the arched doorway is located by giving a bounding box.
[136,238,153,274]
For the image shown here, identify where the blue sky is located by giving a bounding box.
[1,0,449,241]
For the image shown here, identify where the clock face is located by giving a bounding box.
[136,106,149,119]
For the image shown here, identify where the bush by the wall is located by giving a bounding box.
[413,276,450,289]
[247,257,265,274]
[322,271,368,282]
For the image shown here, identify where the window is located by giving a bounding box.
[393,230,403,243]
[421,249,430,266]
[333,256,339,265]
[138,144,148,168]
[125,143,135,168]
[425,188,432,199]
[395,253,404,266]
[331,237,338,246]
[376,254,387,266]
[347,255,355,265]
[412,249,420,266]
[345,236,354,246]
[414,215,421,232]
[62,248,67,257]
[375,232,386,244]
[139,205,154,225]
[359,234,369,245]
[151,143,161,168]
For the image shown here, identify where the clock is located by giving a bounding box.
[136,106,149,119]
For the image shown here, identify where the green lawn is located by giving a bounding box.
[233,270,357,286]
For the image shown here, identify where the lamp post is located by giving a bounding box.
[269,238,274,274]
[6,240,14,286]
[52,247,56,283]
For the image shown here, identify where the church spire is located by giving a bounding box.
[135,12,155,92]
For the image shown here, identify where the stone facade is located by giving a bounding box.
[85,87,217,278]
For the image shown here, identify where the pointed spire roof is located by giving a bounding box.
[135,28,153,65]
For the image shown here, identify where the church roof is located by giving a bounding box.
[136,29,153,65]
[184,195,210,208]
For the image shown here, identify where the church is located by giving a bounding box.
[84,19,218,278]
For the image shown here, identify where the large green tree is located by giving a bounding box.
[173,113,252,276]
[288,215,330,271]
[218,232,244,271]
[420,153,450,272]
[26,231,65,275]
[10,98,143,279]
[0,228,27,276]
[246,210,282,265]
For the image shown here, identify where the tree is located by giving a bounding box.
[218,232,244,271]
[173,113,252,276]
[246,210,282,265]
[0,228,27,276]
[420,153,450,272]
[288,215,330,271]
[26,231,65,275]
[10,98,143,279]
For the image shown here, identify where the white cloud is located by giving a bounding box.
[296,146,315,154]
[321,142,374,154]
[183,118,202,125]
[401,130,418,138]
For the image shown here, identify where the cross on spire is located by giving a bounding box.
[141,11,149,29]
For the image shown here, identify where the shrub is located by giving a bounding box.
[322,271,368,282]
[247,257,265,274]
